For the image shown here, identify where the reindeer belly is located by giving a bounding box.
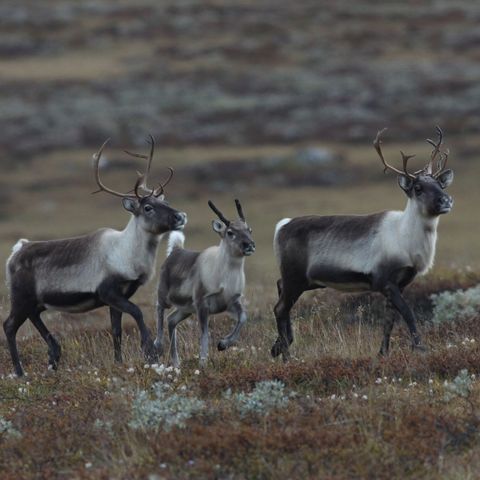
[308,264,373,292]
[43,291,103,313]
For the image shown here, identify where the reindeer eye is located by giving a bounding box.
[227,230,235,238]
[414,184,422,194]
[144,204,154,213]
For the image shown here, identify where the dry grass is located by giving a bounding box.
[1,275,480,479]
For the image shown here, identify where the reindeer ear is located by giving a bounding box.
[212,219,226,235]
[398,174,414,193]
[437,169,454,189]
[122,198,138,214]
[157,194,165,201]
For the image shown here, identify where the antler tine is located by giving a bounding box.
[208,200,230,226]
[373,128,405,176]
[92,139,135,198]
[123,134,156,197]
[235,198,246,222]
[434,148,449,178]
[153,167,174,197]
[400,151,416,179]
[426,125,443,175]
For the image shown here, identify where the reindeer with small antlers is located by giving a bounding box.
[4,136,187,376]
[155,199,255,367]
[272,127,454,360]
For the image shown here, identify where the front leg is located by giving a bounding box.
[98,281,157,363]
[196,303,210,368]
[218,297,247,351]
[109,307,122,363]
[383,282,423,351]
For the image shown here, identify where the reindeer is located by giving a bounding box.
[271,127,454,360]
[4,136,187,376]
[155,199,255,367]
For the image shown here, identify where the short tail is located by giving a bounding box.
[166,231,185,256]
[5,238,28,289]
[273,218,291,263]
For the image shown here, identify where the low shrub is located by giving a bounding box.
[430,285,480,325]
[129,382,205,432]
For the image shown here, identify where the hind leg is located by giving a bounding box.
[167,309,190,368]
[109,308,122,363]
[154,301,167,356]
[3,311,28,376]
[271,285,304,361]
[29,311,62,369]
[379,298,397,356]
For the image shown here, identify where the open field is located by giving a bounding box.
[1,0,480,478]
[0,138,479,479]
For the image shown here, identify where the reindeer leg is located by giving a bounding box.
[383,283,423,351]
[3,311,28,377]
[271,285,303,361]
[378,297,397,356]
[99,283,157,363]
[196,304,210,368]
[109,307,122,363]
[167,309,190,368]
[218,298,247,351]
[154,301,166,356]
[29,311,62,369]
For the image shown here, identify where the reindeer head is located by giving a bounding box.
[208,199,255,257]
[92,136,187,235]
[374,127,454,217]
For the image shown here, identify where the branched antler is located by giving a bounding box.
[374,127,450,179]
[374,129,415,178]
[426,126,449,178]
[124,135,174,197]
[92,139,136,198]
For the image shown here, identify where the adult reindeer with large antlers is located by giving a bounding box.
[4,136,187,376]
[155,199,255,367]
[271,127,454,361]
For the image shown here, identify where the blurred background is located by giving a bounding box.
[0,0,479,305]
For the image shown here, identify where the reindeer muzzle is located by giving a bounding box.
[436,195,453,214]
[173,212,188,230]
[243,242,256,256]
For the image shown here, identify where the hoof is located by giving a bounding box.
[154,338,164,356]
[217,340,227,351]
[271,339,286,358]
[412,344,428,354]
[142,340,159,363]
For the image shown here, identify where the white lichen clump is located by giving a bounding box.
[0,416,21,439]
[226,380,294,417]
[430,285,480,325]
[443,369,474,402]
[129,382,204,432]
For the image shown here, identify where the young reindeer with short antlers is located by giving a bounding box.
[155,199,255,367]
[4,136,187,376]
[272,127,454,361]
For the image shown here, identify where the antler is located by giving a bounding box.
[93,135,174,200]
[374,128,416,178]
[124,135,174,197]
[208,200,230,226]
[235,198,246,222]
[426,126,449,178]
[92,139,137,198]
